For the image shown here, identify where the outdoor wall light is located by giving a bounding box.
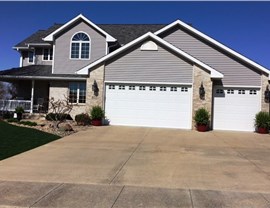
[199,82,205,100]
[92,80,99,96]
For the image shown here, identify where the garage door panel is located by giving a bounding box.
[105,84,192,129]
[213,87,260,131]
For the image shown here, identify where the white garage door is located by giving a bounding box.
[105,84,192,129]
[213,87,261,131]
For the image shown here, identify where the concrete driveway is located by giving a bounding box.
[1,126,270,207]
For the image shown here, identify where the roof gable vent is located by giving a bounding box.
[140,40,158,51]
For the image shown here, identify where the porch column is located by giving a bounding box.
[30,80,35,113]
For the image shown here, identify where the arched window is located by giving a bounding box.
[70,32,90,59]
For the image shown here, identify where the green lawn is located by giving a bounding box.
[0,120,61,160]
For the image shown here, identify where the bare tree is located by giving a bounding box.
[47,96,75,129]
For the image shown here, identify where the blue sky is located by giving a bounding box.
[0,1,270,70]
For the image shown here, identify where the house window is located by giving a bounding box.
[149,86,156,91]
[129,86,135,90]
[181,87,188,92]
[28,51,34,63]
[69,82,86,103]
[119,85,125,90]
[43,48,53,61]
[249,90,257,95]
[170,87,177,92]
[160,86,166,91]
[109,85,115,90]
[227,89,234,94]
[139,86,145,91]
[238,89,245,94]
[70,32,90,59]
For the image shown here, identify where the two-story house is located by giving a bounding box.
[0,14,269,132]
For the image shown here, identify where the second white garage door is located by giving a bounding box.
[213,87,261,131]
[105,84,192,129]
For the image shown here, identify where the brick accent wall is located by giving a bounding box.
[261,73,269,112]
[192,65,213,129]
[85,64,105,112]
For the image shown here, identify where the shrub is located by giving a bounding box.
[194,108,210,125]
[15,106,24,114]
[2,111,13,119]
[7,118,18,123]
[19,121,37,126]
[75,113,91,126]
[45,113,73,121]
[90,106,104,120]
[255,111,270,129]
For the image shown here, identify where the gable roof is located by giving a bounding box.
[76,32,224,79]
[14,23,165,49]
[155,20,270,76]
[43,14,116,42]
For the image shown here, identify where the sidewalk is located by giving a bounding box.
[1,180,270,208]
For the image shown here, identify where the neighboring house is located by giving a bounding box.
[0,14,269,132]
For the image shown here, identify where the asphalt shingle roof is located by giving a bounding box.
[15,23,166,47]
[0,65,87,79]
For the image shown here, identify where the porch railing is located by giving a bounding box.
[0,100,31,113]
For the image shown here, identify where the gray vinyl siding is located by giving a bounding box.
[21,48,52,66]
[160,26,261,86]
[54,21,106,74]
[105,40,193,83]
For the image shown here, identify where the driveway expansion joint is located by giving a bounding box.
[29,183,64,208]
[109,129,150,184]
[110,185,125,208]
[189,189,194,208]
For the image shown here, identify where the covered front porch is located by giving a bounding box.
[0,79,49,113]
[0,65,88,115]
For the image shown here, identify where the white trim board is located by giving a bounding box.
[43,14,116,42]
[105,81,192,86]
[76,32,223,79]
[154,20,270,77]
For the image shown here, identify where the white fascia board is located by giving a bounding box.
[76,32,223,79]
[43,14,116,42]
[155,20,270,76]
[13,46,29,50]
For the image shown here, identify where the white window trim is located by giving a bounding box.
[28,50,35,64]
[69,82,86,104]
[42,48,53,61]
[70,31,91,60]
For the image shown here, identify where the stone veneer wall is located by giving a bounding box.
[192,65,213,129]
[49,81,87,118]
[85,64,105,111]
[261,73,269,112]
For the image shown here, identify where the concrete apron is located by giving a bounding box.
[0,126,270,207]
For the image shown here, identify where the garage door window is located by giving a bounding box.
[129,86,135,90]
[216,89,224,94]
[109,85,115,90]
[160,87,166,91]
[139,86,146,91]
[149,86,156,91]
[170,87,177,92]
[119,85,125,90]
[227,89,234,94]
[238,90,245,94]
[181,87,188,92]
[250,90,257,95]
